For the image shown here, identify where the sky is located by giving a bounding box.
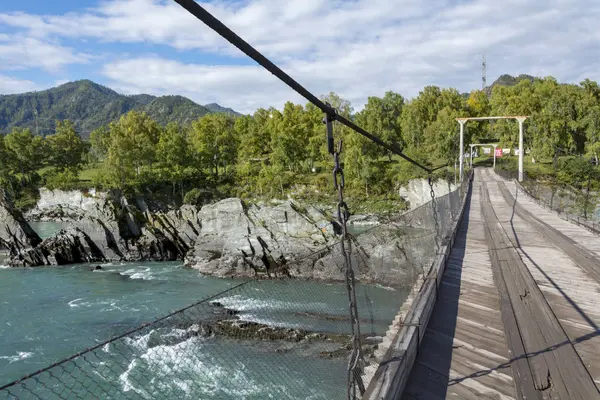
[0,0,599,114]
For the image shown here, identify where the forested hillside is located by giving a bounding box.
[0,80,240,137]
[0,75,598,212]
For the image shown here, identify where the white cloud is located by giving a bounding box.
[0,75,39,94]
[1,0,600,112]
[0,35,91,72]
[101,57,304,112]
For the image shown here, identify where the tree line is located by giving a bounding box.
[0,76,599,210]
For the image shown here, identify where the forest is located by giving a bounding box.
[0,75,599,211]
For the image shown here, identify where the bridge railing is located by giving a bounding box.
[495,167,600,234]
[362,170,473,398]
[1,176,470,400]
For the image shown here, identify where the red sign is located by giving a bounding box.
[495,148,503,158]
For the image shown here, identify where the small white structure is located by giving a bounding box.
[456,116,528,182]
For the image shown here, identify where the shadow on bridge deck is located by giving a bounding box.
[401,172,516,400]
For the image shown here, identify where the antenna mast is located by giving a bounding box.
[482,54,487,91]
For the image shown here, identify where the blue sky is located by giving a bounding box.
[0,0,599,113]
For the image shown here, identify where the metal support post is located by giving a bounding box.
[469,144,474,168]
[458,120,465,181]
[493,146,497,169]
[454,160,457,186]
[516,117,526,182]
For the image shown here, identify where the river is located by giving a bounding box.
[0,224,408,399]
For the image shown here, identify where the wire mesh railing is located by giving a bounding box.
[0,2,470,398]
[495,168,600,234]
[164,2,453,398]
[1,176,469,400]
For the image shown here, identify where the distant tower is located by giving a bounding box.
[482,54,487,91]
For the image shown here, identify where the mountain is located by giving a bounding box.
[0,80,240,138]
[203,103,241,116]
[129,94,157,106]
[138,95,211,126]
[490,74,535,88]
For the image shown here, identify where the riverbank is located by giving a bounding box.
[0,179,444,286]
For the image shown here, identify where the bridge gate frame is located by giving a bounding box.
[456,116,528,182]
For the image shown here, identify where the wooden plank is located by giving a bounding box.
[495,180,600,284]
[480,182,541,400]
[481,177,600,400]
[403,361,454,399]
[484,169,600,391]
[401,174,517,400]
[363,171,475,400]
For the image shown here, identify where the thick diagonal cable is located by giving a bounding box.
[172,0,436,173]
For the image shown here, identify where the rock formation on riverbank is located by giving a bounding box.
[1,187,436,286]
[0,191,42,256]
[8,189,343,272]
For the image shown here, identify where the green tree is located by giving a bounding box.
[4,127,46,181]
[320,92,353,117]
[46,120,86,172]
[355,91,404,160]
[0,134,14,187]
[466,90,491,141]
[400,86,466,160]
[319,92,355,162]
[579,79,600,164]
[304,102,329,171]
[102,111,161,189]
[156,122,193,198]
[528,80,581,164]
[189,113,238,179]
[89,125,111,161]
[270,102,309,172]
[423,107,463,162]
[236,110,273,165]
[558,157,600,218]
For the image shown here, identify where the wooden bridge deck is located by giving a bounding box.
[401,168,600,400]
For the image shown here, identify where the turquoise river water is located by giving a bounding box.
[0,223,407,399]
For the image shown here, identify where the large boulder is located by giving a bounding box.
[185,199,337,279]
[26,188,104,221]
[307,225,434,286]
[70,215,127,260]
[151,205,202,254]
[0,192,42,254]
[130,228,180,261]
[26,188,142,262]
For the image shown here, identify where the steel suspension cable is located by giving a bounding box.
[172,0,434,173]
[170,3,452,398]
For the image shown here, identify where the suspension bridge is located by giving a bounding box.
[366,168,600,399]
[2,1,600,399]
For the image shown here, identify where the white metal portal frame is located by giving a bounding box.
[456,116,529,181]
[468,143,500,169]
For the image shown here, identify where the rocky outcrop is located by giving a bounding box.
[399,178,457,209]
[183,197,432,286]
[15,228,105,266]
[0,192,42,254]
[6,184,430,286]
[5,187,427,285]
[148,205,202,256]
[184,199,337,279]
[283,224,434,286]
[28,188,102,216]
[11,188,206,265]
[70,215,127,260]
